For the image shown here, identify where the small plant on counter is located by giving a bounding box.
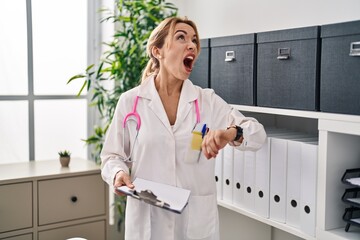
[58,150,71,157]
[58,150,71,167]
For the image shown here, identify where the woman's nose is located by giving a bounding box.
[188,41,196,51]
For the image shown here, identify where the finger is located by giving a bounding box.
[123,174,135,189]
[113,172,134,196]
[202,141,218,159]
[114,171,132,188]
[202,135,213,159]
[202,144,212,159]
[207,136,220,155]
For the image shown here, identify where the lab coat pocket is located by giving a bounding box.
[187,194,216,239]
[184,148,201,164]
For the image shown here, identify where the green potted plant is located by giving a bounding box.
[68,0,178,231]
[58,150,71,167]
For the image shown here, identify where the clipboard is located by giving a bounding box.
[117,177,191,214]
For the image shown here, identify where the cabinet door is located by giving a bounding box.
[38,174,105,225]
[0,182,32,233]
[38,220,105,240]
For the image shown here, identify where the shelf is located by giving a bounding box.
[231,105,360,123]
[225,104,360,240]
[319,119,360,136]
[218,200,316,240]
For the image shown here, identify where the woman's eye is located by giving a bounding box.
[192,39,198,45]
[177,35,185,40]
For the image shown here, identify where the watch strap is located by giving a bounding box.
[227,125,243,141]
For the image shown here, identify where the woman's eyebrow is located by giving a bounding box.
[175,29,187,35]
[175,29,197,38]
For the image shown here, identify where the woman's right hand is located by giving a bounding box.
[114,170,134,196]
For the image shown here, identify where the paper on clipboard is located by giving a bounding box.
[117,177,191,214]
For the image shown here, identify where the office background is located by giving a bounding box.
[1,0,360,239]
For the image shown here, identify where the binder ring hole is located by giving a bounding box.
[258,191,264,198]
[226,179,230,185]
[274,195,280,202]
[304,205,311,214]
[71,196,78,203]
[291,200,297,208]
[215,176,218,182]
[247,187,252,193]
[236,183,241,189]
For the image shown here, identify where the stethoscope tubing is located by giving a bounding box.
[121,96,200,162]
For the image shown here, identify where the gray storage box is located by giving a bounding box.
[257,26,320,111]
[210,34,256,105]
[320,20,360,115]
[190,39,210,88]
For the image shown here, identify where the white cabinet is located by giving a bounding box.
[218,105,360,240]
[0,159,108,240]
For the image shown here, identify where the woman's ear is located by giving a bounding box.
[151,46,162,59]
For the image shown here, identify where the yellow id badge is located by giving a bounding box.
[185,123,207,163]
[190,131,203,150]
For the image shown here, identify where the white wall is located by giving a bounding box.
[170,0,360,38]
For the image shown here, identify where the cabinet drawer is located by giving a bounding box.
[0,182,32,233]
[2,233,32,240]
[38,174,105,225]
[211,34,256,105]
[38,220,105,240]
[257,26,320,111]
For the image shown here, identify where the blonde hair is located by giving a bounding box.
[141,17,200,83]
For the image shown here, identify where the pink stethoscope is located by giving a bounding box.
[121,96,201,162]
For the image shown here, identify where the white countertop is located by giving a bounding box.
[0,158,101,183]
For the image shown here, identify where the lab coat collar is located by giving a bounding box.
[137,75,198,102]
[137,75,199,134]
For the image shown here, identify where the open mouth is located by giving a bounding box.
[183,55,195,72]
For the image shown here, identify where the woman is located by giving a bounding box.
[101,17,266,240]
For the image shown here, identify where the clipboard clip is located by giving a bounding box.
[130,189,170,208]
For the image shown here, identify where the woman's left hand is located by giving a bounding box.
[201,128,236,159]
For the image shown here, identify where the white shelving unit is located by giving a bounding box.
[220,104,360,240]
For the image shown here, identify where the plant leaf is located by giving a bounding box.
[67,74,86,84]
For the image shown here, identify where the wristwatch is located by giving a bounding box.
[227,125,243,141]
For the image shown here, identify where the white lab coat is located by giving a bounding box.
[101,75,266,240]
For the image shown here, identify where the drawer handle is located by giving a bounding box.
[225,51,235,62]
[277,47,290,60]
[349,41,360,57]
[71,196,78,203]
